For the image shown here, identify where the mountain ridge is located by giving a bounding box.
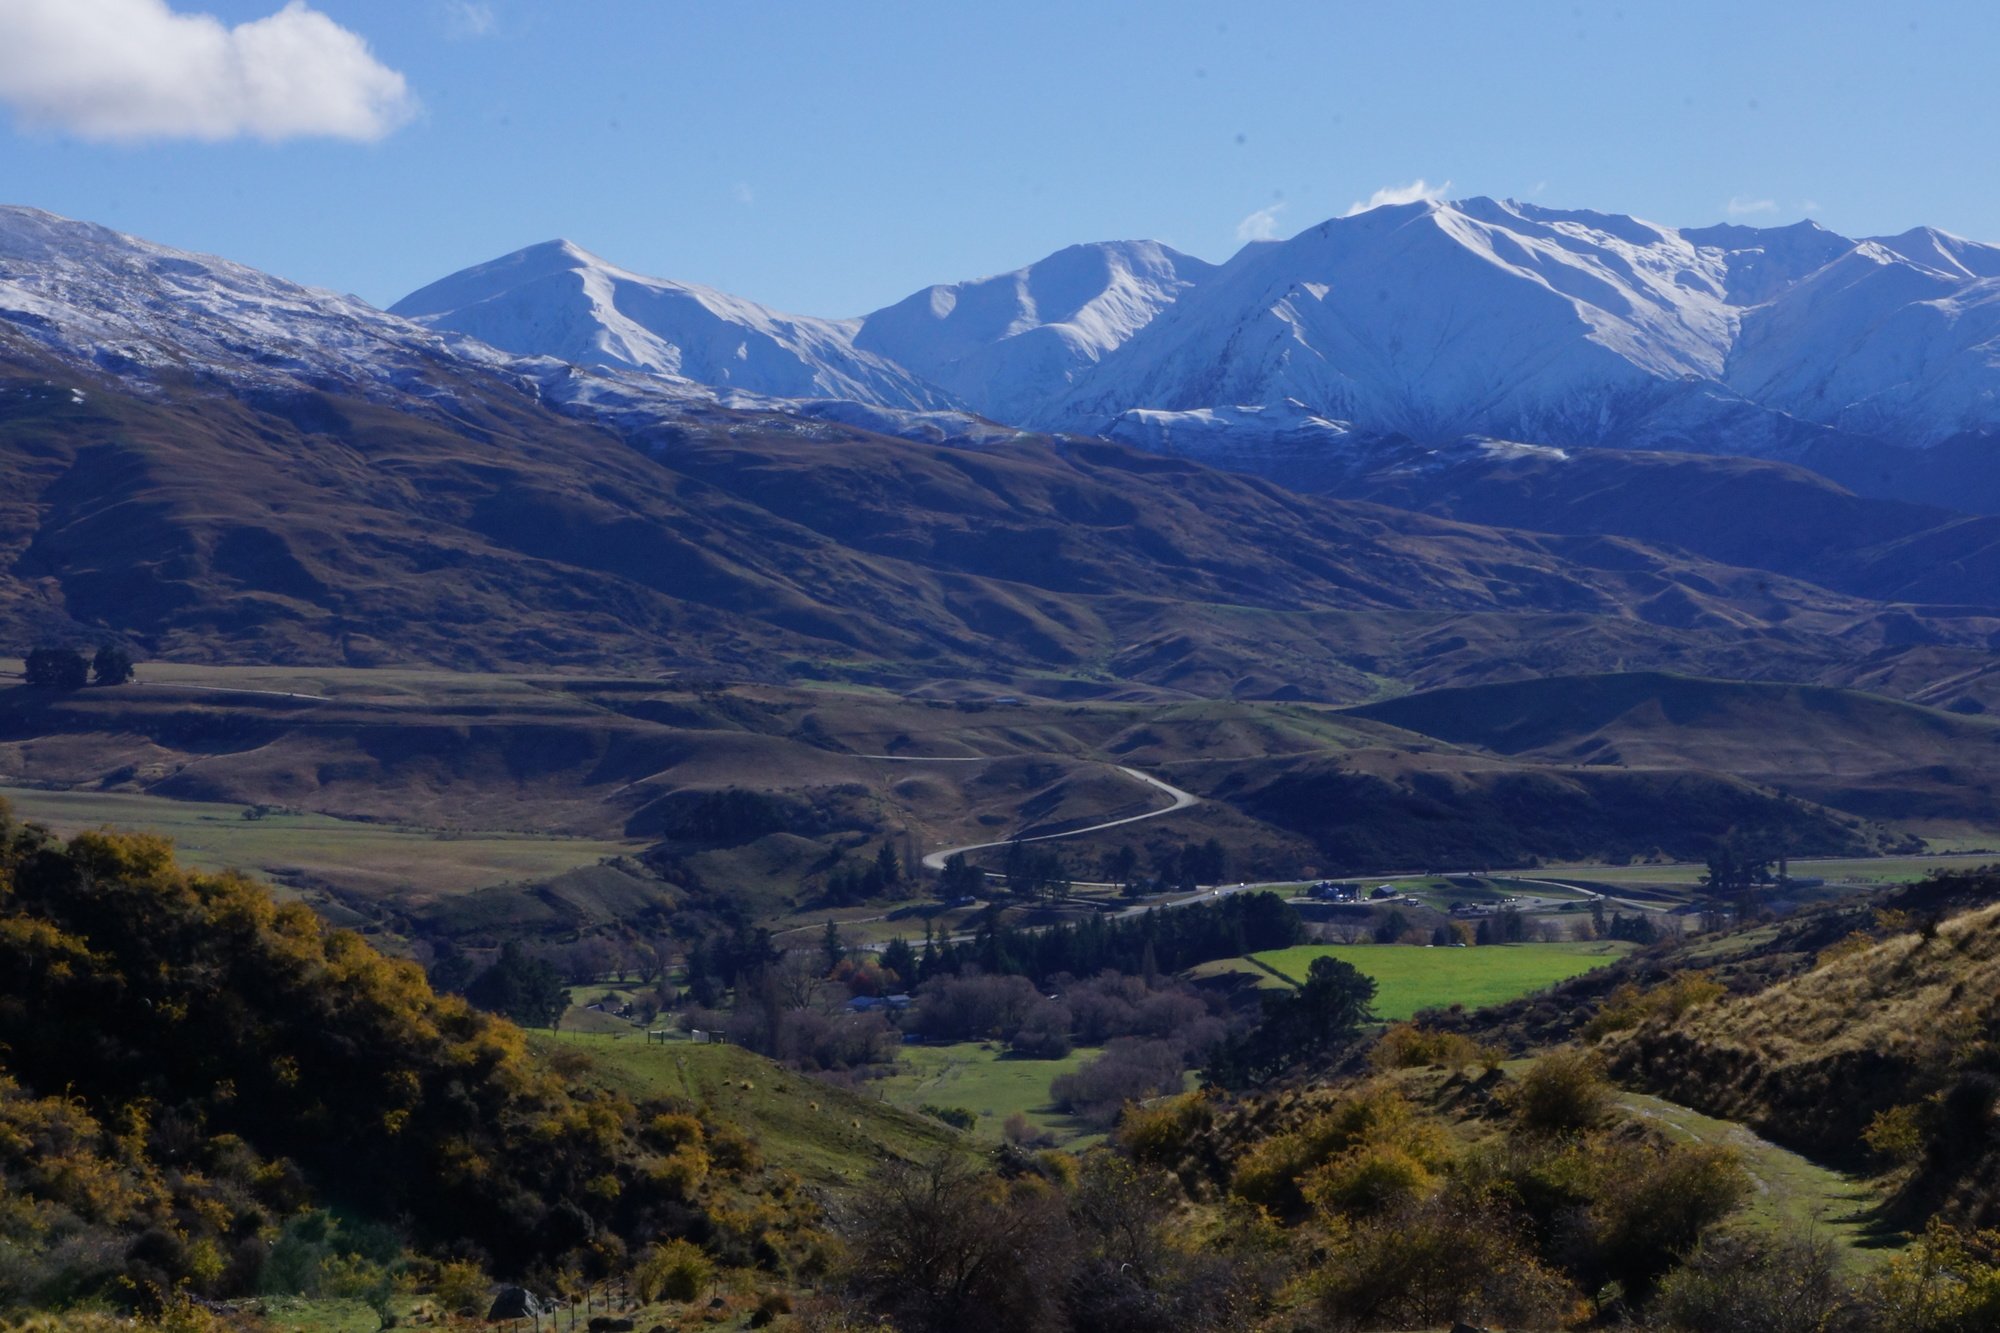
[389,196,2000,485]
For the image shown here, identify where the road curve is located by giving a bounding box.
[845,754,1200,870]
[914,764,1201,871]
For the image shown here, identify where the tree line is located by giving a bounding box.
[21,643,134,689]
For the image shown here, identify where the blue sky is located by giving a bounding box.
[2,1,1996,315]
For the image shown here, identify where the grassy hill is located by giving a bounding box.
[1606,873,2000,1229]
[9,662,1996,945]
[1344,440,2000,616]
[1348,671,2000,833]
[536,1034,971,1189]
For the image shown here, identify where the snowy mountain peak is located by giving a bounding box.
[853,238,1215,422]
[392,241,954,409]
[0,203,471,398]
[1863,226,2000,281]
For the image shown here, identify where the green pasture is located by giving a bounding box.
[1250,940,1636,1020]
[870,1041,1108,1146]
[534,1033,968,1186]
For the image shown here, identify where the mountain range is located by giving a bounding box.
[4,201,2000,710]
[390,198,2000,500]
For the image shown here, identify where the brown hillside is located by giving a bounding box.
[5,336,1998,703]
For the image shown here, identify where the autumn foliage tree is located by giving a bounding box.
[0,807,788,1308]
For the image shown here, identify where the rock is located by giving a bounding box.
[1451,1323,1490,1333]
[587,1319,634,1332]
[487,1287,548,1321]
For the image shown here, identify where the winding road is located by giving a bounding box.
[849,754,1201,870]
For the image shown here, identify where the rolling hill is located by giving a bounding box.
[1347,672,2000,831]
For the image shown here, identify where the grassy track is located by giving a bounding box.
[1615,1091,1902,1265]
[1185,956,1294,989]
[0,784,637,899]
[1250,941,1636,1020]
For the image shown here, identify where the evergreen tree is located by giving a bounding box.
[464,943,568,1028]
[875,841,902,889]
[936,852,984,901]
[880,936,918,990]
[24,647,88,690]
[91,643,135,686]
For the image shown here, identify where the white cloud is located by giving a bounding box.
[1235,201,1286,242]
[444,1,496,38]
[1344,178,1450,216]
[0,0,415,143]
[1726,196,1779,216]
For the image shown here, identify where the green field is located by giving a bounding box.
[1250,940,1636,1020]
[869,1041,1111,1146]
[535,1032,970,1187]
[0,784,638,900]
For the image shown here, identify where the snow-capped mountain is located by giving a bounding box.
[1042,199,1746,443]
[390,239,953,410]
[15,194,2000,501]
[0,206,997,454]
[852,240,1214,423]
[0,205,485,401]
[383,197,2000,472]
[1044,198,2000,456]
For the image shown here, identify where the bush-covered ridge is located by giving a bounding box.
[0,799,812,1312]
[1606,873,2000,1230]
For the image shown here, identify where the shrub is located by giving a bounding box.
[1114,1091,1213,1168]
[1308,1192,1580,1331]
[1301,1143,1439,1216]
[1001,1112,1054,1148]
[1590,1141,1751,1300]
[841,1155,1069,1333]
[635,1239,713,1304]
[649,1143,710,1198]
[1586,972,1727,1039]
[919,1104,977,1131]
[1513,1049,1613,1135]
[1865,1221,2000,1333]
[432,1258,487,1316]
[1864,1103,1927,1166]
[646,1111,705,1149]
[1233,1087,1450,1215]
[1652,1229,1861,1333]
[1371,1023,1498,1072]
